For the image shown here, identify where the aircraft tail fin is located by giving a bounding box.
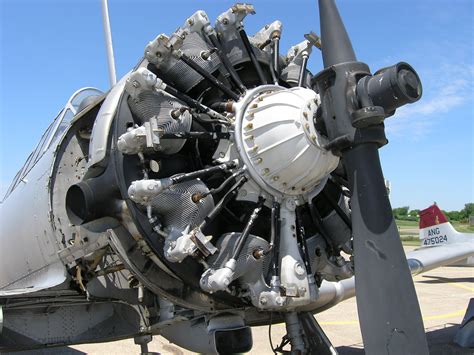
[418,204,469,247]
[419,204,448,229]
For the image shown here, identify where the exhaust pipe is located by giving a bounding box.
[65,167,120,225]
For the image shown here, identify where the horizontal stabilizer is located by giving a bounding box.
[407,242,474,275]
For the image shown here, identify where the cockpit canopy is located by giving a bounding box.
[2,87,103,201]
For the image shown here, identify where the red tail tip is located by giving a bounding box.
[419,204,448,229]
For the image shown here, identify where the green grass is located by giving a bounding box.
[401,239,421,246]
[452,222,474,233]
[395,219,418,228]
[399,230,417,235]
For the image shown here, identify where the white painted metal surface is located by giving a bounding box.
[234,85,339,197]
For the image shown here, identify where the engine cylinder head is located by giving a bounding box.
[150,179,214,231]
[127,90,192,154]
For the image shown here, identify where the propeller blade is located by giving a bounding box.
[344,147,429,354]
[317,1,429,354]
[318,0,356,67]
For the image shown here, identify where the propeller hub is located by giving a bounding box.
[234,85,339,197]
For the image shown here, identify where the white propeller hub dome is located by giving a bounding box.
[234,85,339,197]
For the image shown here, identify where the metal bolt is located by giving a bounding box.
[187,18,194,25]
[273,176,279,181]
[191,193,202,203]
[219,152,225,158]
[294,262,305,276]
[255,157,263,164]
[263,168,270,175]
[258,96,264,101]
[245,122,253,130]
[305,123,310,130]
[303,112,308,119]
[260,297,268,305]
[200,50,212,60]
[251,103,258,109]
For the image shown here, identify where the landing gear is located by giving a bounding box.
[275,312,337,355]
[134,334,159,355]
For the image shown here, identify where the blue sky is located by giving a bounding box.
[0,0,472,211]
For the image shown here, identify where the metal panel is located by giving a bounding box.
[0,148,66,293]
[0,302,141,351]
[86,74,129,174]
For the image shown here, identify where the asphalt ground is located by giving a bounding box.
[13,247,474,354]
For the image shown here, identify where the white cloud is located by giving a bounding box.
[385,63,473,140]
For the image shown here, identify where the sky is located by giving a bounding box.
[0,0,472,211]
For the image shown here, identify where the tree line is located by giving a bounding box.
[393,203,474,222]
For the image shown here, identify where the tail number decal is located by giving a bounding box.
[423,235,448,246]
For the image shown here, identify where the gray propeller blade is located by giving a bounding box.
[316,0,429,354]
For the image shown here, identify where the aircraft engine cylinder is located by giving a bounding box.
[126,89,192,155]
[150,179,214,230]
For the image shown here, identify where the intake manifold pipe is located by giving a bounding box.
[65,166,121,225]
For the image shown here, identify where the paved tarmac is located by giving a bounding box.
[16,247,474,354]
